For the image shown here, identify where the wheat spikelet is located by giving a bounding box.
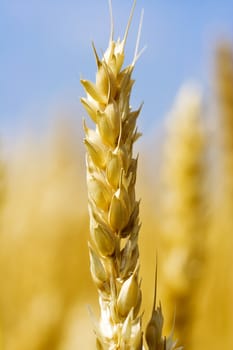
[81,2,144,348]
[145,264,183,350]
[159,85,205,348]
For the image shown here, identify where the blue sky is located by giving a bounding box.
[0,0,233,140]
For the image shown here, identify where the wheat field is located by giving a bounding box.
[0,5,233,350]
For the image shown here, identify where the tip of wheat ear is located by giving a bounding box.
[107,0,145,67]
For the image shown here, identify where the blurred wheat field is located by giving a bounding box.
[0,44,233,350]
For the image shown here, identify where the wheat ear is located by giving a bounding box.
[215,43,233,211]
[210,42,233,350]
[81,1,144,349]
[159,85,205,348]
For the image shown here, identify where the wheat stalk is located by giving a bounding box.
[81,1,181,349]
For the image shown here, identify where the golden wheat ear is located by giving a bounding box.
[159,85,205,349]
[81,1,144,349]
[81,1,183,348]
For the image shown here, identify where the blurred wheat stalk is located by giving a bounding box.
[0,122,94,350]
[197,41,233,350]
[159,85,206,349]
[216,43,233,211]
